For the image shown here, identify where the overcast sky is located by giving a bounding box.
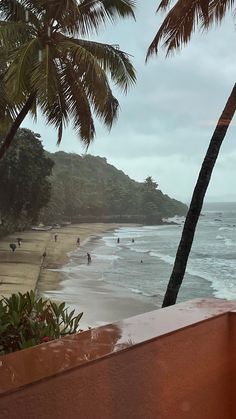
[24,1,236,203]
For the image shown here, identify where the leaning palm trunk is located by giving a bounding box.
[162,83,236,307]
[0,93,36,160]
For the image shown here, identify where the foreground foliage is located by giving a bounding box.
[0,291,83,355]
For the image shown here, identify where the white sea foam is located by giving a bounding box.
[162,215,185,224]
[130,288,143,294]
[208,277,236,300]
[149,251,175,265]
[219,226,235,231]
[224,238,234,246]
[129,288,158,298]
[149,251,216,284]
[94,253,121,261]
[130,247,149,254]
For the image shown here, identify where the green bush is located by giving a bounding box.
[0,291,83,355]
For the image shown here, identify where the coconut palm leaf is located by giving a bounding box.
[1,0,135,35]
[65,42,119,128]
[67,38,136,92]
[75,0,136,35]
[147,0,235,57]
[63,64,96,145]
[0,0,136,154]
[0,21,34,47]
[157,0,175,11]
[5,38,39,103]
[30,44,69,143]
[208,0,235,24]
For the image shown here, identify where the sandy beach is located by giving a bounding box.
[0,223,122,297]
[0,223,157,327]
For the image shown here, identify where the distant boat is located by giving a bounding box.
[31,226,52,231]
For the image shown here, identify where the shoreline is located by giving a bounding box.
[39,225,159,328]
[0,223,131,298]
[37,223,128,296]
[0,223,158,329]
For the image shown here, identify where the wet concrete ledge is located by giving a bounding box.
[0,298,235,396]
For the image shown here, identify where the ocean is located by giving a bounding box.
[45,202,236,319]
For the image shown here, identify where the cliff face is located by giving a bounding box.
[41,152,188,223]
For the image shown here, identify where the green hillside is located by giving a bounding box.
[41,152,187,224]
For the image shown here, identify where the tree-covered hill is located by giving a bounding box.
[41,151,187,224]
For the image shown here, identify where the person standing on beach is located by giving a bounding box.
[54,234,58,242]
[77,237,80,246]
[9,243,16,252]
[117,238,120,244]
[87,253,91,264]
[17,237,22,246]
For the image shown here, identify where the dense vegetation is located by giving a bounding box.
[0,128,187,236]
[41,151,187,224]
[0,129,53,236]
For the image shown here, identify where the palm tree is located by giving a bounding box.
[147,0,236,307]
[0,0,136,159]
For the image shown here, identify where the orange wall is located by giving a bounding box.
[228,312,236,418]
[0,315,231,419]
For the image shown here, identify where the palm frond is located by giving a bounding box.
[0,69,19,133]
[67,38,136,93]
[63,64,95,146]
[207,0,234,25]
[157,0,175,12]
[5,38,39,103]
[0,0,26,20]
[72,58,120,130]
[0,0,136,148]
[73,0,136,35]
[147,0,212,58]
[147,0,235,58]
[30,44,69,144]
[58,37,120,127]
[0,21,34,49]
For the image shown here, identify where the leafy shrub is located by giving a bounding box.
[0,291,83,355]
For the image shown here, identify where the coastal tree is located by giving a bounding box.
[147,0,236,307]
[0,128,53,224]
[141,176,161,223]
[0,0,136,159]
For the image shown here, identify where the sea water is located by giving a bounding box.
[55,202,236,308]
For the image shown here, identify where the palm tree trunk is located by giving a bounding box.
[0,93,36,160]
[162,83,236,308]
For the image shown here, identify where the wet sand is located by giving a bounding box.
[0,223,157,328]
[42,272,158,329]
[0,224,124,298]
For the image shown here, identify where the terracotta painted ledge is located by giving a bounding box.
[0,298,236,396]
